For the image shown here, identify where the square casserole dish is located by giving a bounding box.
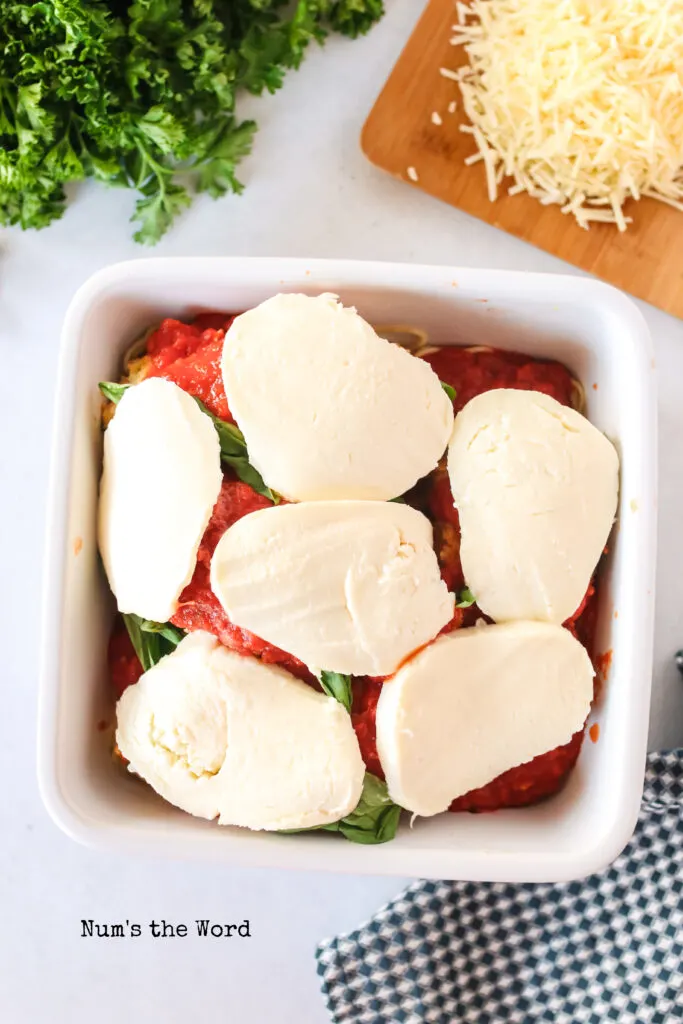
[38,258,657,881]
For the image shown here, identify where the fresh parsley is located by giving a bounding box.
[441,380,457,402]
[98,381,276,502]
[122,613,184,672]
[282,772,402,845]
[455,587,476,608]
[319,670,353,713]
[0,0,384,244]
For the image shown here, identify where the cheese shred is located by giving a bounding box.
[449,0,683,230]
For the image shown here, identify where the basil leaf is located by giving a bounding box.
[136,619,185,645]
[319,670,353,713]
[99,381,129,404]
[282,773,402,845]
[455,587,476,608]
[441,380,456,402]
[122,613,185,672]
[328,773,402,844]
[193,397,279,504]
[389,495,406,503]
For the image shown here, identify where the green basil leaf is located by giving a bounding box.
[455,587,476,608]
[281,773,402,845]
[441,380,456,402]
[319,670,353,713]
[193,397,279,504]
[211,419,250,457]
[122,613,185,673]
[99,381,129,404]
[136,620,185,646]
[389,495,406,503]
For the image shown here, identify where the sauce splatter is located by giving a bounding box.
[589,722,600,743]
[596,650,613,684]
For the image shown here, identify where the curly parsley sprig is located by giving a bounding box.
[0,0,384,243]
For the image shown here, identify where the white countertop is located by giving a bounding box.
[2,2,682,1021]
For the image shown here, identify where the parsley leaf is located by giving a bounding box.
[132,179,192,245]
[441,380,457,402]
[194,120,257,199]
[325,0,385,38]
[455,587,476,608]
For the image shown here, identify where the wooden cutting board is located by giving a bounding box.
[361,0,683,319]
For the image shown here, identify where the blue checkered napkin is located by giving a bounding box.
[316,750,683,1024]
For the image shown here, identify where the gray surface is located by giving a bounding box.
[1,2,682,1021]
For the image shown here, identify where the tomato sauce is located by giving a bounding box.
[422,345,576,413]
[107,321,603,815]
[145,315,235,422]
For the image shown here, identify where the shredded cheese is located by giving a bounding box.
[449,0,683,230]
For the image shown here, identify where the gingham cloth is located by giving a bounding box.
[316,750,683,1024]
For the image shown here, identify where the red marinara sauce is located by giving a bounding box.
[144,314,235,422]
[422,345,576,413]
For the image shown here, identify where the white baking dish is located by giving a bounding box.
[38,258,657,881]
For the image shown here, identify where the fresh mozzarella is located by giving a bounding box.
[220,293,454,501]
[375,621,594,816]
[210,501,454,676]
[447,389,619,624]
[98,378,222,622]
[116,632,365,830]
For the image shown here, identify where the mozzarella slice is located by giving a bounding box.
[376,621,594,816]
[116,632,365,829]
[221,293,454,501]
[98,378,222,622]
[210,501,454,676]
[447,389,619,623]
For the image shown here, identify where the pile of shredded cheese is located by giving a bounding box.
[447,0,683,230]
